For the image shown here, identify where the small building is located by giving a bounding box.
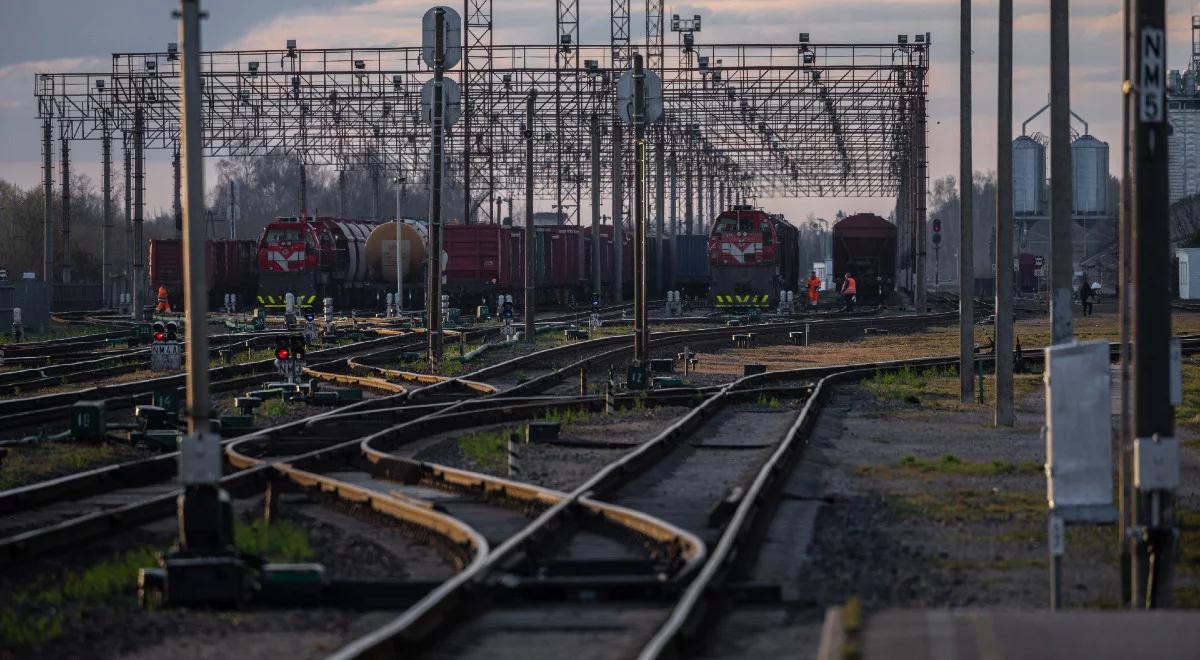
[1179,248,1200,299]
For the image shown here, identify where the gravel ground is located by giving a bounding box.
[802,370,1199,616]
[407,405,692,491]
[0,493,447,660]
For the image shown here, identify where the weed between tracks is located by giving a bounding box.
[457,428,517,471]
[0,518,313,649]
[856,453,1041,479]
[0,441,152,490]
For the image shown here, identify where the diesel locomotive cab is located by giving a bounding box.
[708,205,800,310]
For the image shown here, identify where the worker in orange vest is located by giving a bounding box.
[155,285,171,313]
[805,271,822,309]
[841,272,857,313]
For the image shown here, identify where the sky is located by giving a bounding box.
[1,0,1199,222]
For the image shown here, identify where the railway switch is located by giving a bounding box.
[135,404,173,431]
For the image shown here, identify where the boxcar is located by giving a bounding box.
[831,213,896,303]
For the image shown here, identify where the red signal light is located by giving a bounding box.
[276,347,290,360]
[154,331,165,341]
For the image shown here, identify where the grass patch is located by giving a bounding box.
[514,371,529,385]
[863,367,928,404]
[541,408,592,426]
[895,453,1042,477]
[234,517,314,561]
[1176,359,1200,430]
[257,397,289,419]
[0,441,151,491]
[754,394,782,409]
[896,488,1043,525]
[0,546,159,647]
[457,428,517,471]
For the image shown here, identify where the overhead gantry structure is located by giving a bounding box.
[31,1,930,307]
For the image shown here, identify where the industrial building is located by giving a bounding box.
[1168,16,1200,205]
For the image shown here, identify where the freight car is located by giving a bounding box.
[148,238,257,310]
[831,213,896,303]
[672,234,711,298]
[708,205,801,309]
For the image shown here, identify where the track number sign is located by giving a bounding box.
[1139,27,1165,122]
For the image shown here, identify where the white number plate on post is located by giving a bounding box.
[150,342,183,371]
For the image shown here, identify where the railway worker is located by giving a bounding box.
[155,285,171,314]
[840,272,857,313]
[805,271,822,308]
[1078,277,1094,317]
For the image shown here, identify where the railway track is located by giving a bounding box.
[0,312,954,564]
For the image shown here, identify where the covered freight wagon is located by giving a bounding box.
[148,238,258,309]
[831,213,896,303]
[673,234,711,298]
[443,223,524,305]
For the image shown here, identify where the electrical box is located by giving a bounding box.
[626,365,648,390]
[1044,340,1113,519]
[154,388,183,415]
[70,401,107,442]
[1134,436,1180,490]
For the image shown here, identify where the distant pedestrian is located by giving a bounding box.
[841,272,857,313]
[805,271,822,308]
[1078,277,1093,316]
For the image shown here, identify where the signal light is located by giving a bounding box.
[932,218,942,233]
[165,321,178,341]
[290,335,307,360]
[154,331,165,342]
[276,346,290,360]
[152,322,165,342]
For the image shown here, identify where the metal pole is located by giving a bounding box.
[669,147,677,239]
[132,108,145,320]
[172,142,182,233]
[633,54,648,364]
[995,0,1014,426]
[60,132,71,285]
[428,7,446,365]
[102,128,112,308]
[177,0,219,551]
[684,156,693,235]
[959,0,975,402]
[591,112,602,299]
[1118,0,1134,605]
[299,163,308,218]
[337,170,347,216]
[42,117,53,290]
[371,168,380,219]
[395,182,403,311]
[655,129,665,296]
[1050,0,1074,345]
[696,156,705,235]
[915,69,928,313]
[124,135,132,297]
[524,91,536,342]
[1129,0,1175,608]
[612,112,625,301]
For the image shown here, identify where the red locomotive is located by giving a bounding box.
[708,205,800,309]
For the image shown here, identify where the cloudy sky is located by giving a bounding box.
[1,0,1199,221]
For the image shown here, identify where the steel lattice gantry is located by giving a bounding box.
[34,40,929,209]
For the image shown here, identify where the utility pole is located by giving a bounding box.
[915,67,928,313]
[172,142,182,233]
[175,0,226,585]
[1128,0,1176,608]
[612,109,625,301]
[124,135,132,298]
[632,53,649,364]
[524,91,536,343]
[299,163,308,218]
[959,0,975,402]
[133,106,145,321]
[60,131,71,285]
[591,112,601,299]
[41,115,53,292]
[394,175,406,311]
[1050,0,1074,344]
[995,0,1014,426]
[427,7,446,366]
[1118,0,1135,605]
[102,127,113,308]
[684,157,693,235]
[655,129,665,296]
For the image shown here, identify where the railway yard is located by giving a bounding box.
[0,299,1195,659]
[3,0,1198,658]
